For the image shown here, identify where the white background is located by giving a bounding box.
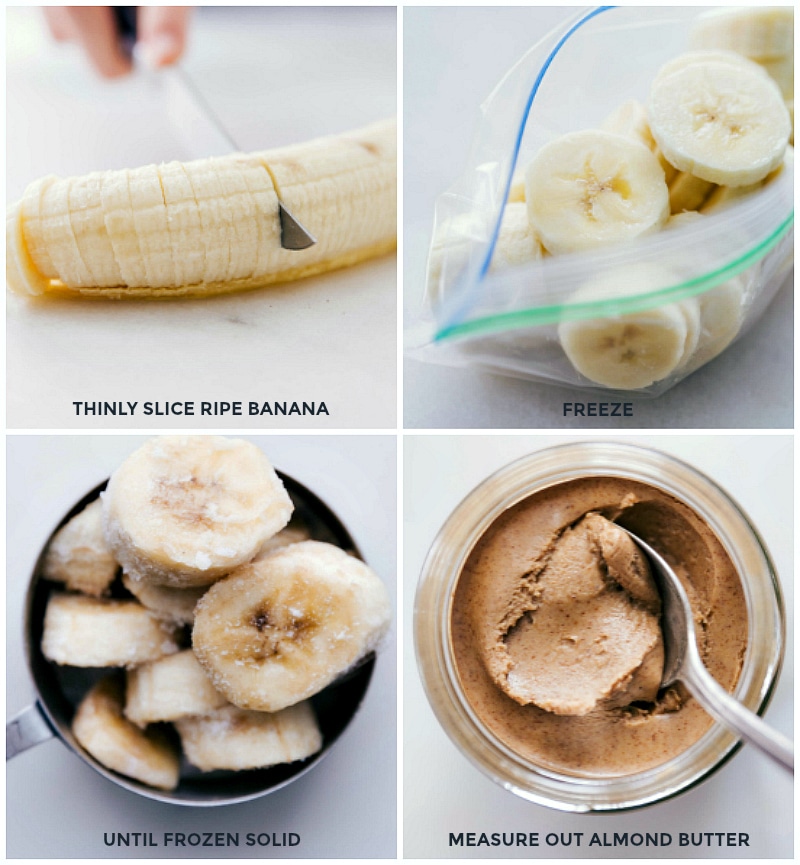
[7,434,397,858]
[7,6,397,430]
[404,434,793,859]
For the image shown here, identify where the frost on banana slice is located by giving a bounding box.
[43,499,118,597]
[8,119,396,299]
[125,649,227,726]
[103,436,293,589]
[41,594,180,667]
[193,541,391,713]
[558,264,699,390]
[648,60,790,187]
[121,572,206,625]
[176,702,322,773]
[524,130,669,254]
[73,676,180,791]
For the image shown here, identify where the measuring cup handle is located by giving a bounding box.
[6,704,56,759]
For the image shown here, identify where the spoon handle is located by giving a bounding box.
[683,651,793,773]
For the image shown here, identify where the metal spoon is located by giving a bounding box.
[621,527,793,773]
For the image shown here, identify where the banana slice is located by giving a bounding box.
[601,99,678,184]
[176,702,322,773]
[121,572,206,625]
[654,49,773,84]
[103,436,293,589]
[42,499,118,597]
[42,594,180,667]
[761,55,793,99]
[193,540,391,712]
[125,649,227,726]
[524,130,669,254]
[648,60,790,187]
[690,7,793,61]
[73,676,180,791]
[558,264,698,390]
[683,277,745,374]
[254,524,312,560]
[668,171,715,213]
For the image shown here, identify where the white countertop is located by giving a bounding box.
[403,434,793,859]
[7,7,397,430]
[403,7,793,430]
[7,434,397,858]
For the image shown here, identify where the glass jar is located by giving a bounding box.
[414,441,784,812]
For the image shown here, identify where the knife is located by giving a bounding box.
[113,6,316,251]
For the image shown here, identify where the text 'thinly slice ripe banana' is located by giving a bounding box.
[193,540,391,712]
[524,130,669,254]
[73,676,180,791]
[41,594,181,667]
[42,499,118,597]
[7,118,396,298]
[103,436,293,588]
[121,572,206,625]
[125,649,227,726]
[690,7,793,61]
[558,264,698,389]
[176,701,322,772]
[648,60,790,187]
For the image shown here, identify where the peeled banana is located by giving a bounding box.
[7,119,396,299]
[193,540,392,713]
[43,500,118,597]
[125,649,227,726]
[103,436,293,588]
[176,702,322,773]
[73,676,180,791]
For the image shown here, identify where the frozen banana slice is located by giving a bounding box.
[648,60,790,187]
[125,649,227,726]
[254,523,312,560]
[157,161,205,287]
[176,702,322,773]
[121,572,205,625]
[103,435,293,588]
[41,594,180,667]
[193,541,391,712]
[43,499,118,597]
[73,676,180,790]
[101,168,149,287]
[524,130,669,254]
[558,264,697,390]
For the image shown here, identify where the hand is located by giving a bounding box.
[43,6,192,78]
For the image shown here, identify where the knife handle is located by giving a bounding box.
[112,6,138,55]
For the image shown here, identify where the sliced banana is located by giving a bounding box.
[125,649,227,726]
[683,277,746,373]
[654,49,773,84]
[524,130,669,254]
[121,572,205,625]
[42,499,118,597]
[601,99,677,184]
[193,540,391,712]
[73,676,180,791]
[668,171,715,213]
[103,436,293,588]
[648,60,790,187]
[254,524,312,560]
[558,264,698,390]
[176,701,322,773]
[41,594,181,667]
[690,7,793,61]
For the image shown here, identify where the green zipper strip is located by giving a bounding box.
[435,210,794,343]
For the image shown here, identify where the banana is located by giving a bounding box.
[176,701,322,773]
[73,676,180,791]
[192,540,391,712]
[787,100,794,145]
[647,60,790,187]
[684,277,746,374]
[655,49,773,84]
[42,499,118,597]
[103,436,293,588]
[601,99,678,184]
[690,7,793,61]
[125,649,227,726]
[121,572,206,625]
[254,524,312,560]
[667,171,715,213]
[7,118,396,298]
[524,130,669,254]
[701,147,792,212]
[558,264,700,389]
[760,56,793,99]
[41,594,181,667]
